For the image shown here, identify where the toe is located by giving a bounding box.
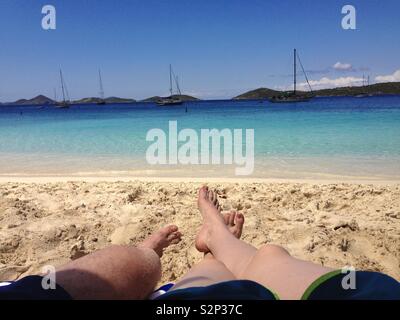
[199,186,208,200]
[208,189,215,202]
[235,213,245,226]
[162,225,178,236]
[211,191,219,206]
[167,231,181,241]
[223,213,231,224]
[229,211,236,226]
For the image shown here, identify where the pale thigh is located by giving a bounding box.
[240,244,334,300]
[171,256,236,291]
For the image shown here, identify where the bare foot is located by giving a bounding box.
[139,225,181,257]
[223,211,245,239]
[195,186,244,252]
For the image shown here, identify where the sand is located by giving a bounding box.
[0,179,399,284]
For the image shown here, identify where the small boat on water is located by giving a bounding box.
[355,75,370,98]
[269,49,314,103]
[97,69,106,105]
[56,101,69,108]
[270,94,312,103]
[156,96,183,106]
[156,64,183,106]
[55,69,70,108]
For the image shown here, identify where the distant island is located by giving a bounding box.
[234,82,400,99]
[3,95,136,106]
[73,97,136,104]
[10,95,55,106]
[234,88,281,100]
[141,94,199,103]
[2,94,198,106]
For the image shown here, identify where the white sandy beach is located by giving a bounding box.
[0,176,399,285]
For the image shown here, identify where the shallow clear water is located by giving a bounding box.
[0,96,399,179]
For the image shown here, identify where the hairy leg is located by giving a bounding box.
[196,186,334,300]
[55,225,181,299]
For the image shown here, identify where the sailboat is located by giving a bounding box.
[55,69,70,108]
[97,69,106,105]
[156,64,183,106]
[355,74,370,98]
[269,49,314,103]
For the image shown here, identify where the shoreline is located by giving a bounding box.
[0,175,399,185]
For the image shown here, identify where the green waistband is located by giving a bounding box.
[301,270,342,300]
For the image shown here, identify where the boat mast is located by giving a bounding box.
[297,51,314,94]
[169,64,173,97]
[98,69,105,100]
[293,48,297,95]
[175,75,181,95]
[60,69,66,103]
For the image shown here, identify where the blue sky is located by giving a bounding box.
[0,0,399,101]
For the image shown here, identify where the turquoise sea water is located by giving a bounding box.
[0,96,399,179]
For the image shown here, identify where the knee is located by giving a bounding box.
[124,246,162,281]
[257,244,290,258]
[112,246,162,298]
[101,245,162,285]
[140,247,162,276]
